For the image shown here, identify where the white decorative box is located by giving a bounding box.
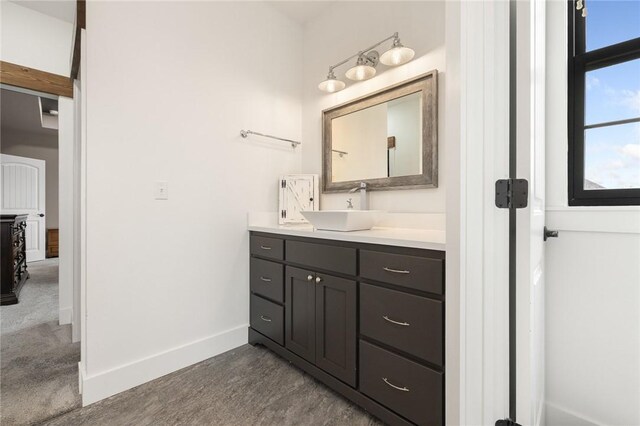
[278,174,319,224]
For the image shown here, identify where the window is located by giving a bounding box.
[568,0,640,205]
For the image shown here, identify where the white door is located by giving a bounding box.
[515,0,546,424]
[1,154,47,262]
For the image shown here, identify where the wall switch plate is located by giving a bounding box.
[154,181,168,200]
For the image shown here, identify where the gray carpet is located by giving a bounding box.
[1,259,60,334]
[43,344,380,426]
[2,259,377,424]
[1,259,82,426]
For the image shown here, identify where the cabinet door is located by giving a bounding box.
[285,266,316,363]
[315,273,357,387]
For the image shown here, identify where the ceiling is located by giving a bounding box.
[9,1,330,26]
[9,0,76,23]
[1,89,57,136]
[266,1,335,25]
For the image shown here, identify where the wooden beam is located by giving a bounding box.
[70,0,86,80]
[70,28,81,80]
[77,0,86,29]
[0,61,73,98]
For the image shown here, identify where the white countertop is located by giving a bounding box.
[248,215,446,251]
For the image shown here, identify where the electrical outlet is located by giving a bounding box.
[154,181,168,200]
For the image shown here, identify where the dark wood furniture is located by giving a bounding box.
[47,228,59,258]
[1,215,29,305]
[249,231,445,425]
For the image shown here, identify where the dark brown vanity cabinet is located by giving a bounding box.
[284,266,357,387]
[249,232,445,426]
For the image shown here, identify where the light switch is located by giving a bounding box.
[154,181,168,200]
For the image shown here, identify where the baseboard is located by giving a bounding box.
[81,324,248,406]
[544,401,601,426]
[59,307,72,325]
[78,361,85,394]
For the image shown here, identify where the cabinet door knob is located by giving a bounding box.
[315,276,322,284]
[307,275,314,281]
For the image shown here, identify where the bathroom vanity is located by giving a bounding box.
[248,225,445,426]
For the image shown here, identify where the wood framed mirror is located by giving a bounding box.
[322,71,438,193]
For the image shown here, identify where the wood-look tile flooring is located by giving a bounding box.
[43,344,381,425]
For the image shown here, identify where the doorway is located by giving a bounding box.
[0,87,82,423]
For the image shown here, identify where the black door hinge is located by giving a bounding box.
[495,179,528,209]
[281,210,287,219]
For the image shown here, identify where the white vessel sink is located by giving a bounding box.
[301,210,386,232]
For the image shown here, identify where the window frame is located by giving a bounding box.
[568,0,640,206]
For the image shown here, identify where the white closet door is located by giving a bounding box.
[1,154,46,262]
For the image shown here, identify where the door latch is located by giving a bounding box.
[543,226,558,241]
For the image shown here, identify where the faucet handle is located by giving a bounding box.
[346,198,354,209]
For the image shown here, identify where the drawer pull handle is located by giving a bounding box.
[260,245,272,250]
[382,378,410,392]
[383,267,410,274]
[382,316,410,327]
[259,276,272,282]
[260,315,272,322]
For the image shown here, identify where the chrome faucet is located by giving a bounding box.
[349,182,369,210]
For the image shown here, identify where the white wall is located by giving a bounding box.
[0,129,59,229]
[0,1,74,76]
[82,1,302,404]
[444,1,461,423]
[388,94,422,177]
[58,97,74,326]
[332,103,387,183]
[544,2,640,425]
[301,1,446,212]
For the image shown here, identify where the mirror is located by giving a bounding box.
[322,71,437,192]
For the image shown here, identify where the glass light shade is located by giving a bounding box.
[318,77,346,93]
[380,46,415,66]
[345,64,376,81]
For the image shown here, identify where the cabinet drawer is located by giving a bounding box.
[250,294,284,345]
[360,340,443,426]
[360,283,443,366]
[286,240,356,275]
[250,235,284,261]
[250,258,284,303]
[360,250,443,294]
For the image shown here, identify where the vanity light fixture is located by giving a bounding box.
[379,36,415,66]
[318,70,346,93]
[345,53,378,81]
[318,32,415,93]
